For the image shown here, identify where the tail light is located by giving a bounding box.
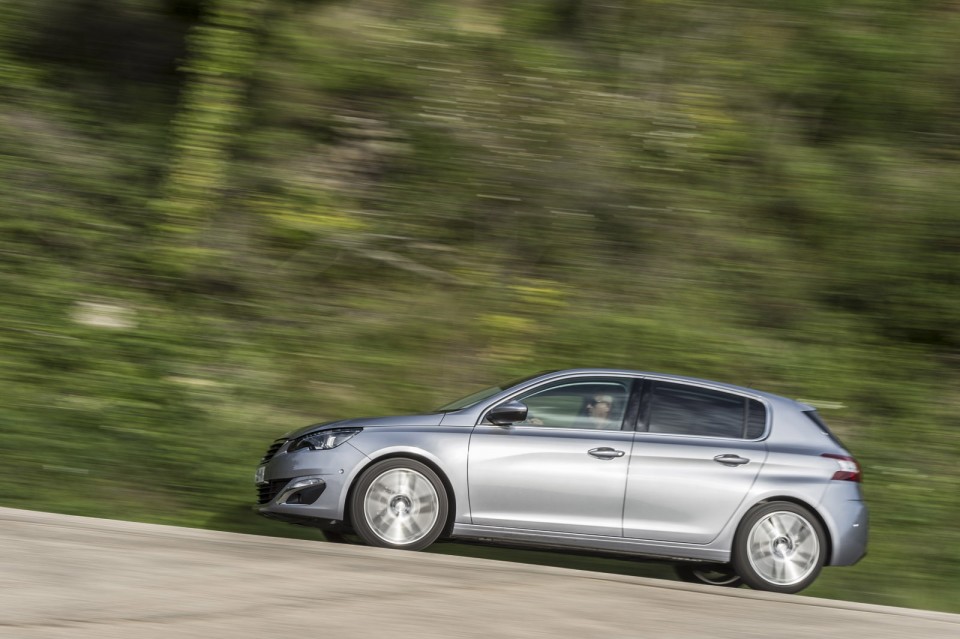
[822,453,862,482]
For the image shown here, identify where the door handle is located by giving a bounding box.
[588,447,625,460]
[713,454,750,467]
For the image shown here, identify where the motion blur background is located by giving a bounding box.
[1,0,958,611]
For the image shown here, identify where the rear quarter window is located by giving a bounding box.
[746,399,767,439]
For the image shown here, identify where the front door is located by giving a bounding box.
[468,377,635,537]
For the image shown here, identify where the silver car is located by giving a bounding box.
[255,369,867,593]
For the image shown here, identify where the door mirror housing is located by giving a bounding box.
[486,401,528,426]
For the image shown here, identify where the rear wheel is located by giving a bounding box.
[674,563,743,587]
[350,458,448,551]
[732,501,826,594]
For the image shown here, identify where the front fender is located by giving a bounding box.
[343,429,470,523]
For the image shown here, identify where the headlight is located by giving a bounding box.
[290,428,362,452]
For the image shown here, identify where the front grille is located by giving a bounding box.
[257,479,291,505]
[260,439,287,464]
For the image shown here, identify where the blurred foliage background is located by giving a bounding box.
[1,0,958,611]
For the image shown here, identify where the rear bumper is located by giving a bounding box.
[820,483,869,566]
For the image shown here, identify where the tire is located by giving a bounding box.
[349,458,449,551]
[732,501,826,594]
[674,563,743,588]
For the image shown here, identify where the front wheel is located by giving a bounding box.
[732,501,826,594]
[674,563,743,588]
[349,458,449,551]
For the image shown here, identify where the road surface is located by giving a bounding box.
[1,507,957,638]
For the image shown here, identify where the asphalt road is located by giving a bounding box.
[1,507,957,639]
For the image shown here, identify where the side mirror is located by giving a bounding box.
[486,400,528,426]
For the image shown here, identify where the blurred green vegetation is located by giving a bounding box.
[1,0,958,612]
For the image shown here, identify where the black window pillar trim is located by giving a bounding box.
[622,378,643,432]
[636,379,653,432]
[742,397,750,439]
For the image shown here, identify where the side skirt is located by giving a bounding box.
[450,524,730,563]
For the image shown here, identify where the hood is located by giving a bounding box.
[282,413,444,439]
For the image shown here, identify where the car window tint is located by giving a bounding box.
[746,399,767,438]
[648,383,744,438]
[516,379,630,430]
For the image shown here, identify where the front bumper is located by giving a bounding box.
[254,440,369,527]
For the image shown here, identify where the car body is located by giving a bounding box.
[255,368,868,592]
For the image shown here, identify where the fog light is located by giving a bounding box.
[278,477,327,505]
[289,478,323,490]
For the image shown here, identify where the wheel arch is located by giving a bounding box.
[344,452,458,538]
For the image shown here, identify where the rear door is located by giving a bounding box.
[622,380,768,543]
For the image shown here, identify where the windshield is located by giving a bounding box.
[434,371,555,412]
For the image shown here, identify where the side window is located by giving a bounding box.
[647,382,754,439]
[746,399,767,439]
[511,378,631,430]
